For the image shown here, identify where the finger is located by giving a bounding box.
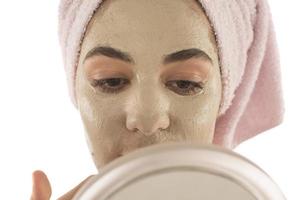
[30,170,52,200]
[57,175,95,200]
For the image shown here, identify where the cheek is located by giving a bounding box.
[79,96,97,124]
[79,95,116,138]
[171,82,220,140]
[176,101,215,129]
[78,77,111,127]
[175,104,216,142]
[78,95,125,168]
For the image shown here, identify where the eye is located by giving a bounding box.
[165,80,205,96]
[91,78,130,94]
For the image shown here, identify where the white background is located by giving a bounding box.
[0,0,299,199]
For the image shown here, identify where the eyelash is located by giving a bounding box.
[165,80,205,95]
[91,78,129,94]
[91,78,205,96]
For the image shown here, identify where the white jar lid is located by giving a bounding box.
[73,142,286,200]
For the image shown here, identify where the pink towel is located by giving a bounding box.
[58,0,285,149]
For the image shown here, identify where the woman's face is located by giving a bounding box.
[76,0,222,170]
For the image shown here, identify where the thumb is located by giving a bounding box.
[30,170,52,200]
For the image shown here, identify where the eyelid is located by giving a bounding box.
[84,58,133,79]
[87,71,129,81]
[164,73,207,83]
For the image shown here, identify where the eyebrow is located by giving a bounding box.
[83,45,212,65]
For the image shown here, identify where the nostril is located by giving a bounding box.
[133,128,138,132]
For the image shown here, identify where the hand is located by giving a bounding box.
[30,170,94,200]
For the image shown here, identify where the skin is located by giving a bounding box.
[30,0,222,199]
[76,0,222,169]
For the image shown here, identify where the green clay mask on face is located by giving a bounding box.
[75,0,222,170]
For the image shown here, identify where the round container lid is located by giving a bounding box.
[73,142,286,200]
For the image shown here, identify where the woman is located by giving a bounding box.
[31,0,284,199]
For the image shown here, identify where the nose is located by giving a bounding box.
[127,112,170,136]
[125,85,170,136]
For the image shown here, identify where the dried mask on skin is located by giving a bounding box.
[75,0,222,170]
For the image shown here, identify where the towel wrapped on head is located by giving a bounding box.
[58,0,284,148]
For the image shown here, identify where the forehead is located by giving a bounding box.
[81,0,216,63]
